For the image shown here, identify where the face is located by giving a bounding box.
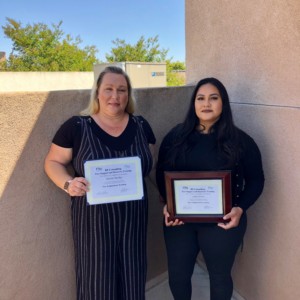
[97,73,129,117]
[194,83,223,130]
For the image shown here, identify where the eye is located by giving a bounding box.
[196,96,204,101]
[211,96,219,100]
[117,88,128,94]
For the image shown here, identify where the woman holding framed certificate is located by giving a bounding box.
[156,77,264,300]
[44,66,155,300]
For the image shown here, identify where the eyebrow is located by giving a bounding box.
[103,84,127,88]
[196,93,220,97]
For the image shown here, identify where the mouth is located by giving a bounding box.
[202,109,213,113]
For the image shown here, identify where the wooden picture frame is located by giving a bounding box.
[165,171,232,223]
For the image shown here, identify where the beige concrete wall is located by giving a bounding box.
[0,86,194,300]
[2,79,299,299]
[186,0,300,299]
[0,72,94,92]
[94,62,167,88]
[127,63,166,88]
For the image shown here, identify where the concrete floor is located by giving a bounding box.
[146,264,244,300]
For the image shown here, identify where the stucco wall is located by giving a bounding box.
[0,86,194,300]
[186,1,300,299]
[0,72,94,92]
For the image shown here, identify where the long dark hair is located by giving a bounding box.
[169,77,240,167]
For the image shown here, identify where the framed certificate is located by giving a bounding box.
[84,156,144,205]
[165,171,231,222]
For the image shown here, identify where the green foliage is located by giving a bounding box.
[1,22,186,86]
[106,36,185,86]
[105,35,168,62]
[1,18,99,71]
[166,60,186,86]
[167,60,185,71]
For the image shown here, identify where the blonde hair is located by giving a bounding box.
[81,66,135,116]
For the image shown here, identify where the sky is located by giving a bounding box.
[0,0,185,62]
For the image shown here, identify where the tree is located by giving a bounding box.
[166,60,186,86]
[0,18,99,71]
[105,35,168,62]
[106,35,185,86]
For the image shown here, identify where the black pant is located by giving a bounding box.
[163,214,247,300]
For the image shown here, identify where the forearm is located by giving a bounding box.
[44,160,73,191]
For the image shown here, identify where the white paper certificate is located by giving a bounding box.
[84,156,144,205]
[174,179,223,214]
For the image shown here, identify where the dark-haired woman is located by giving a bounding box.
[156,78,264,300]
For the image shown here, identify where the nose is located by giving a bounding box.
[111,89,118,99]
[203,98,211,107]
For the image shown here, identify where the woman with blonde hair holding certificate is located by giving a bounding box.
[156,77,264,300]
[45,66,155,300]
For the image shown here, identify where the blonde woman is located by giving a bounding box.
[45,66,155,300]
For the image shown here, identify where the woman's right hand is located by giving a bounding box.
[67,177,89,197]
[163,204,184,227]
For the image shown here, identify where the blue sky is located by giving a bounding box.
[0,0,185,62]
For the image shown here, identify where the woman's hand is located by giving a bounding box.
[67,177,89,197]
[218,207,243,230]
[163,204,184,227]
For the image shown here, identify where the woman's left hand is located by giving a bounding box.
[217,207,243,230]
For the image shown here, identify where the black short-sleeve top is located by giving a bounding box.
[52,115,155,178]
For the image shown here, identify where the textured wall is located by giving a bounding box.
[0,86,194,300]
[186,0,300,299]
[0,91,88,299]
[0,72,94,92]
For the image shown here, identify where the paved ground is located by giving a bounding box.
[146,264,210,300]
[146,264,244,300]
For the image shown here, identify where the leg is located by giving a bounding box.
[198,214,247,300]
[164,224,199,300]
[72,200,119,300]
[118,200,148,300]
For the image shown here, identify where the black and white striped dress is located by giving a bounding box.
[53,115,155,300]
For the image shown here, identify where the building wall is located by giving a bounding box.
[1,73,300,299]
[0,72,94,92]
[0,63,167,92]
[93,62,167,88]
[186,1,300,299]
[126,63,167,88]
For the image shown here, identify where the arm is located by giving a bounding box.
[218,134,264,230]
[235,135,265,211]
[44,143,88,196]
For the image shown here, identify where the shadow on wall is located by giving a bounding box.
[0,86,195,300]
[0,90,91,299]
